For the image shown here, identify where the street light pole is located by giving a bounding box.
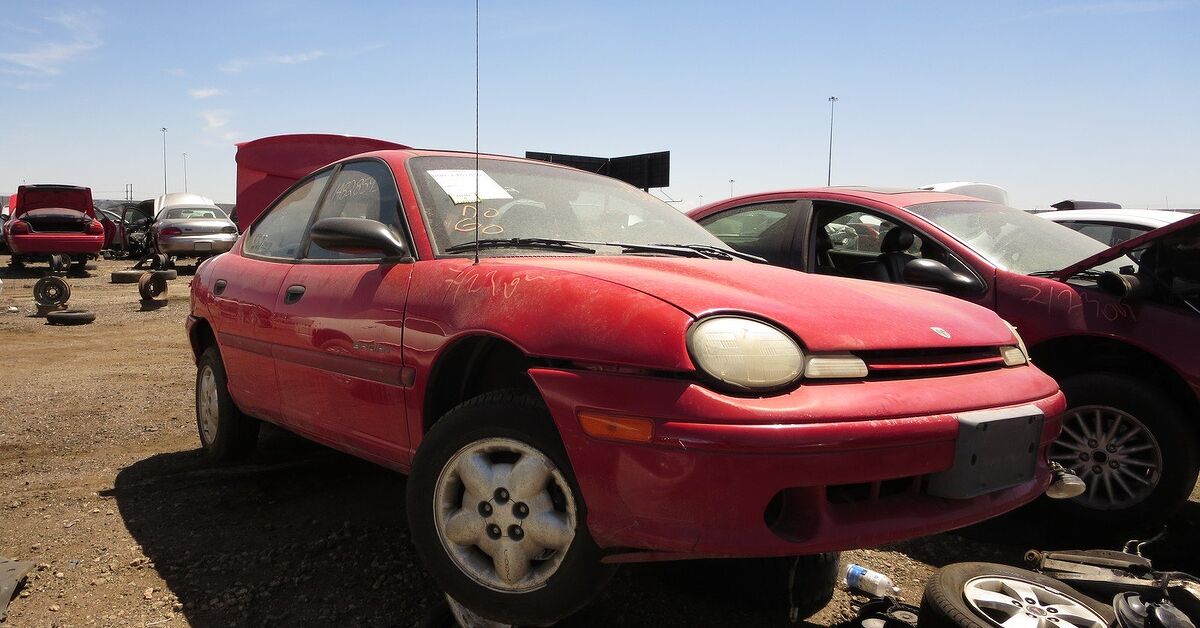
[826,96,838,186]
[183,152,188,192]
[160,127,168,195]
[728,179,735,198]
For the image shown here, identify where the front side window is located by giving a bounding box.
[306,160,404,260]
[244,170,332,259]
[408,156,727,257]
[699,202,797,265]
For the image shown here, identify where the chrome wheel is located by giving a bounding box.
[964,576,1107,628]
[433,437,576,593]
[197,365,220,445]
[1048,405,1162,510]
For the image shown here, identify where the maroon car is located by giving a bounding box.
[692,189,1200,532]
[4,184,105,270]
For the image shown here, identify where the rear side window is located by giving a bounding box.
[1059,221,1148,247]
[305,160,404,260]
[245,171,332,259]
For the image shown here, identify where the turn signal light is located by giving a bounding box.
[578,411,653,443]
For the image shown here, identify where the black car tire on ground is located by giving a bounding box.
[153,269,178,280]
[921,562,1114,628]
[407,390,612,626]
[45,309,96,325]
[1043,372,1199,535]
[195,346,260,462]
[138,272,168,300]
[150,253,171,270]
[32,276,71,306]
[111,270,144,284]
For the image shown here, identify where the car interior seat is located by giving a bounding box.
[852,227,918,283]
[814,228,836,273]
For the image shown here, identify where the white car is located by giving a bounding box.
[1040,207,1190,247]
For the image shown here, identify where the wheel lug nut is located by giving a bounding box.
[513,502,529,519]
[1092,465,1102,474]
[1047,608,1059,614]
[478,502,493,517]
[1088,439,1098,448]
[1106,444,1117,453]
[508,525,524,541]
[1025,598,1036,605]
[494,488,510,503]
[486,524,502,540]
[1049,618,1059,623]
[1109,461,1119,468]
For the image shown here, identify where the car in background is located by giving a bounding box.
[3,184,104,271]
[1040,203,1189,248]
[692,188,1200,534]
[188,134,1066,626]
[150,193,237,265]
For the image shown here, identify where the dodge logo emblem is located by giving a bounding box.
[931,327,951,339]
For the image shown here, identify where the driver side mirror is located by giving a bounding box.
[903,258,984,295]
[310,217,412,262]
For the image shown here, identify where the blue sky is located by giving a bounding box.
[1,1,1197,209]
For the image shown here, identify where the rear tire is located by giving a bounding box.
[407,390,611,626]
[195,345,259,462]
[921,562,1113,628]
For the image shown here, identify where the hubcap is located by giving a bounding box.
[433,437,576,593]
[1047,405,1162,510]
[198,366,220,445]
[964,576,1107,628]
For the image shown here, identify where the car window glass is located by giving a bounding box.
[698,202,796,265]
[825,210,922,255]
[305,161,404,260]
[1060,221,1148,247]
[245,171,332,259]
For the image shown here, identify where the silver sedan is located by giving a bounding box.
[152,206,239,260]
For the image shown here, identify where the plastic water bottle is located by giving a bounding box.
[843,564,901,598]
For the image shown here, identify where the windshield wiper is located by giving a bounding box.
[587,241,758,261]
[444,238,596,254]
[650,243,766,263]
[1029,269,1105,280]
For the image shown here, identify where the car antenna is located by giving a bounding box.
[473,0,481,265]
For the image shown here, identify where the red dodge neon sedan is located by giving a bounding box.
[692,188,1200,534]
[189,136,1064,625]
[3,184,104,271]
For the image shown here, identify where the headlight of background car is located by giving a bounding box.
[688,317,804,391]
[1001,320,1029,366]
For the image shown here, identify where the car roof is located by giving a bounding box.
[688,187,982,218]
[1040,208,1184,229]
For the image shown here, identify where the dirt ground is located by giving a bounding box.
[1,256,1197,628]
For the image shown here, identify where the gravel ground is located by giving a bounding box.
[1,255,1197,628]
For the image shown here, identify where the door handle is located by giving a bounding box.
[284,284,306,304]
[213,279,227,295]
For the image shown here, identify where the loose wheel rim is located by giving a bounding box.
[34,277,69,306]
[963,576,1107,628]
[1047,405,1162,510]
[433,437,576,593]
[198,365,220,445]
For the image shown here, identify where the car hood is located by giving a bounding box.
[496,256,1016,352]
[1052,212,1200,280]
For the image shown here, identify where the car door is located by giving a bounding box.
[214,168,335,423]
[271,159,415,461]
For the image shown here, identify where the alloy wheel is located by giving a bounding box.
[198,365,220,445]
[1048,405,1162,510]
[963,576,1108,628]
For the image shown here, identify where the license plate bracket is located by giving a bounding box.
[193,241,213,251]
[927,405,1044,500]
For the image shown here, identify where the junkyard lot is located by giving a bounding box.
[1,256,1197,628]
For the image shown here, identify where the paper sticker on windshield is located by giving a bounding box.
[427,170,512,204]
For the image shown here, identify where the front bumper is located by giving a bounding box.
[157,233,237,256]
[7,233,104,255]
[528,365,1064,561]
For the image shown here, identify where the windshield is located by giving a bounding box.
[162,206,222,220]
[906,200,1130,275]
[409,156,727,256]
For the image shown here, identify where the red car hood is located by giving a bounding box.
[1052,212,1200,280]
[498,256,1016,352]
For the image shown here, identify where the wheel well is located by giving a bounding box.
[189,318,216,362]
[1030,335,1200,428]
[423,336,538,432]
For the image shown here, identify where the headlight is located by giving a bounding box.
[688,316,804,391]
[1001,320,1029,366]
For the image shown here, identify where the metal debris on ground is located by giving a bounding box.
[0,557,36,622]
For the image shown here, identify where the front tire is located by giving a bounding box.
[407,390,611,626]
[921,562,1113,628]
[1044,373,1198,534]
[195,345,259,462]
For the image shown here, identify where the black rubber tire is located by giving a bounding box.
[45,309,95,325]
[138,272,168,300]
[407,390,612,626]
[33,276,71,306]
[150,253,170,270]
[48,253,69,272]
[9,256,24,269]
[1043,372,1199,535]
[921,562,1114,628]
[111,270,144,284]
[195,345,260,462]
[153,269,178,280]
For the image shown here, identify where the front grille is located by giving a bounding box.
[855,346,1005,379]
